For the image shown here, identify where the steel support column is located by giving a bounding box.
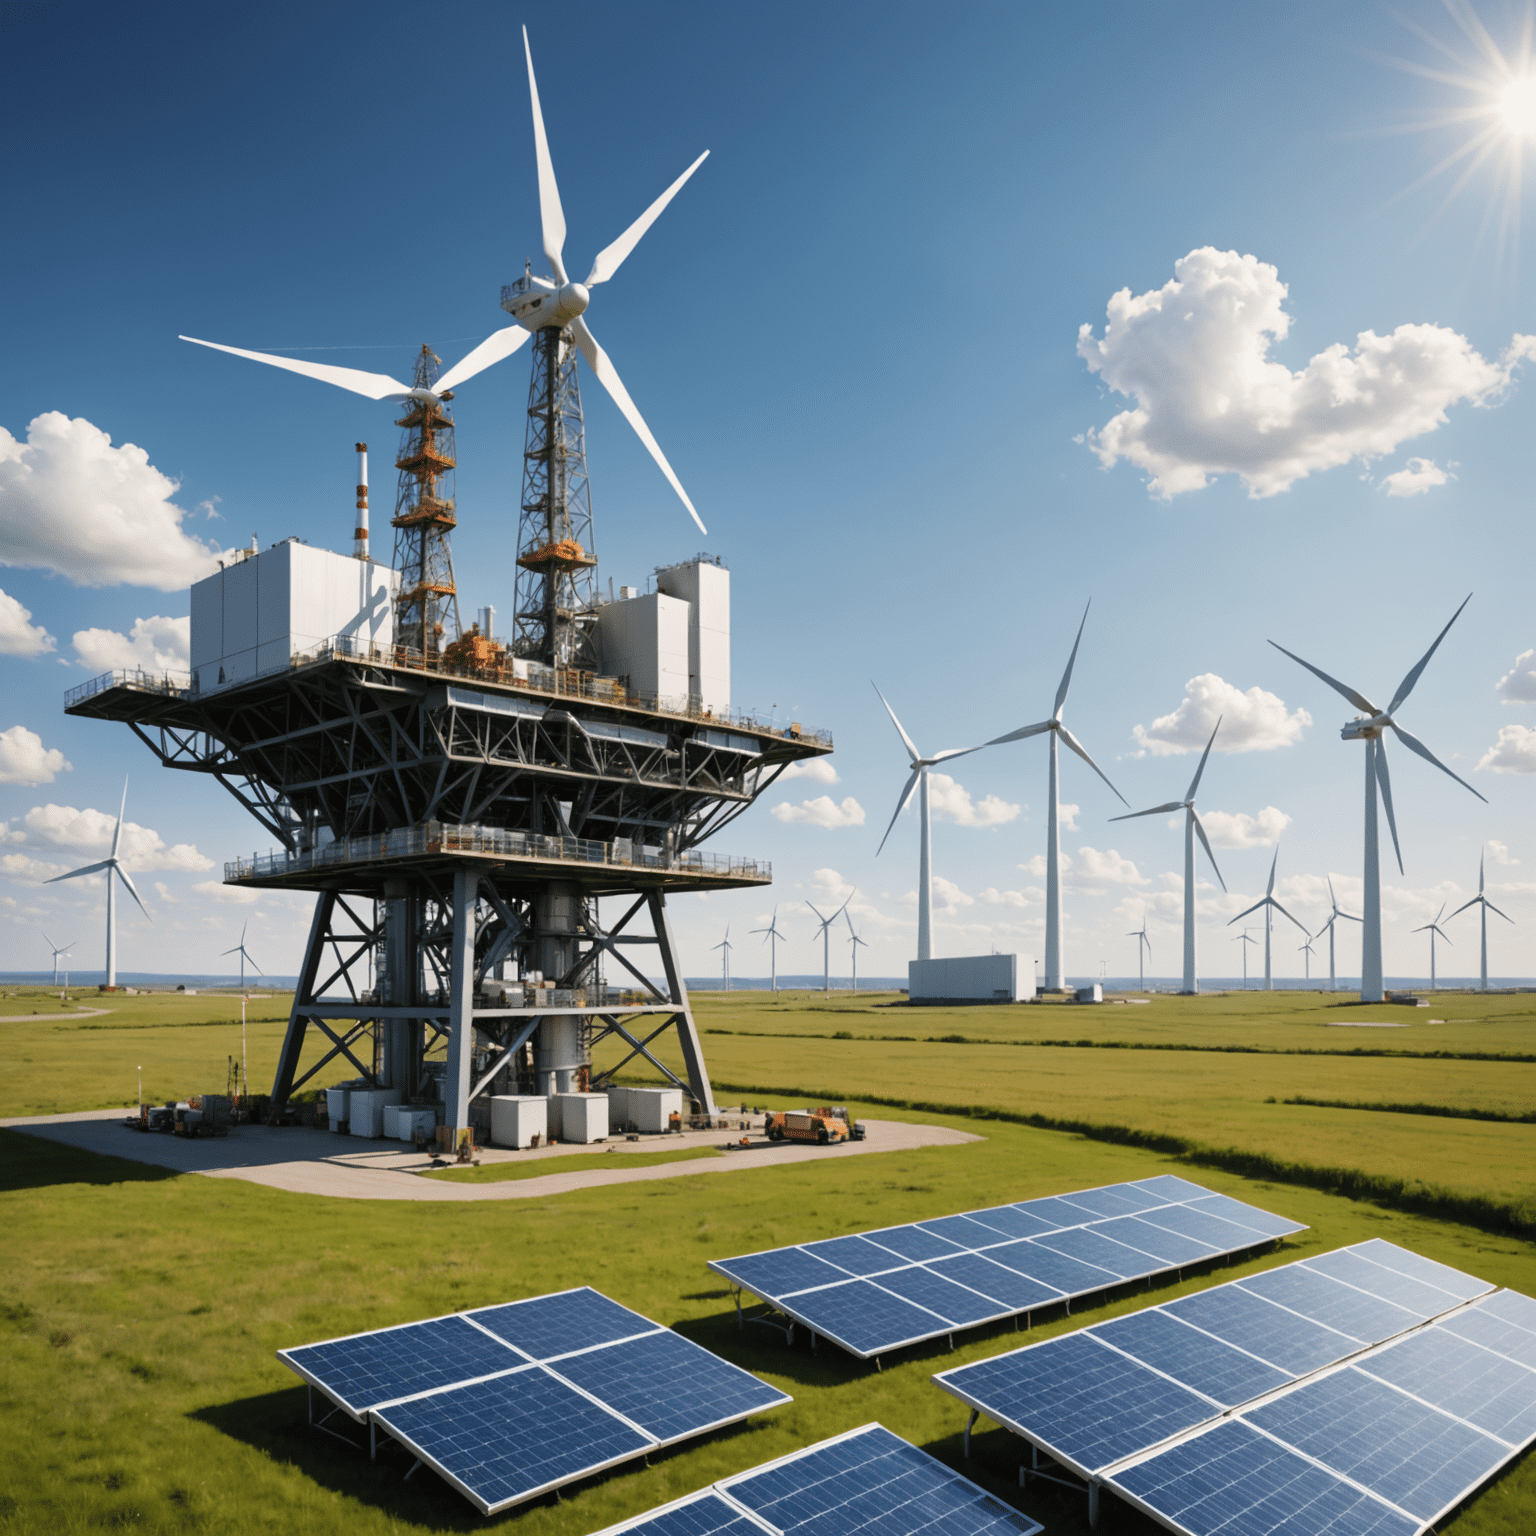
[444,867,477,1138]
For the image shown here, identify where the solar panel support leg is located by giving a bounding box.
[733,1286,742,1330]
[964,1408,978,1457]
[1088,1481,1100,1529]
[370,1422,376,1460]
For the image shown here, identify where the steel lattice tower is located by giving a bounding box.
[392,346,461,657]
[508,302,598,670]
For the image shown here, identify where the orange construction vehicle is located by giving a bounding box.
[763,1106,864,1146]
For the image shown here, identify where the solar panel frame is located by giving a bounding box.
[707,1179,1304,1361]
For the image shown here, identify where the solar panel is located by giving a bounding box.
[709,1178,1304,1360]
[589,1423,1043,1536]
[279,1288,790,1515]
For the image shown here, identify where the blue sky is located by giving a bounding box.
[2,0,1533,984]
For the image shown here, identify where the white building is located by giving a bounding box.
[597,556,729,714]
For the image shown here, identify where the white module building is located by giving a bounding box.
[596,556,729,714]
[190,539,397,694]
[908,953,1029,1005]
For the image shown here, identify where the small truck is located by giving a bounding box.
[764,1106,865,1146]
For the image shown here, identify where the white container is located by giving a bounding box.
[607,1085,630,1131]
[552,1092,607,1144]
[400,1108,437,1142]
[326,1085,351,1133]
[490,1095,547,1150]
[348,1087,401,1139]
[908,953,1027,1004]
[624,1086,683,1133]
[381,1104,404,1140]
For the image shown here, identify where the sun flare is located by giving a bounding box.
[1499,74,1536,137]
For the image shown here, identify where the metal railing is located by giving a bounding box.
[225,820,771,884]
[65,667,192,708]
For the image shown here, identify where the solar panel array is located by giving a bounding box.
[587,1422,1043,1536]
[278,1287,790,1514]
[936,1240,1536,1535]
[708,1175,1305,1359]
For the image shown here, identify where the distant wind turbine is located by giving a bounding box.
[807,896,852,994]
[1313,876,1362,992]
[43,932,77,989]
[1127,921,1151,990]
[1227,847,1307,990]
[711,924,734,990]
[1448,849,1514,991]
[846,909,870,992]
[872,687,984,964]
[1411,904,1453,991]
[1298,934,1317,982]
[750,908,786,994]
[44,778,151,990]
[221,922,264,988]
[985,602,1126,990]
[1111,718,1225,994]
[1270,596,1484,1003]
[1233,928,1258,988]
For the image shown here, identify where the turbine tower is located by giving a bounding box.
[711,924,733,990]
[847,911,870,992]
[43,932,76,989]
[1314,877,1362,992]
[872,687,983,964]
[751,907,786,994]
[1111,718,1225,994]
[1448,850,1514,991]
[986,602,1126,990]
[807,896,851,994]
[1227,847,1306,990]
[45,779,151,990]
[1233,928,1257,987]
[1271,597,1484,1003]
[1412,905,1453,990]
[1298,935,1316,982]
[1127,921,1151,989]
[222,922,264,989]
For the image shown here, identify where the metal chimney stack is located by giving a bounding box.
[354,443,369,559]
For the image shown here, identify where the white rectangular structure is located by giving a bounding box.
[595,590,690,707]
[490,1095,547,1150]
[347,1086,401,1139]
[908,953,1027,1004]
[326,1085,350,1132]
[189,540,397,695]
[623,1086,683,1133]
[655,557,730,713]
[606,1085,629,1131]
[552,1092,608,1144]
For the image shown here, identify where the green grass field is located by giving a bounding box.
[4,984,1535,1533]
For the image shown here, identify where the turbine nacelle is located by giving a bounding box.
[1340,714,1390,741]
[503,273,591,332]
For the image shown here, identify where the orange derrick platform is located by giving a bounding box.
[442,628,504,670]
[517,538,597,571]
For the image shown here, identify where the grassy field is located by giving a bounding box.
[4,984,1535,1532]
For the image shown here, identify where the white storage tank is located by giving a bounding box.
[326,1085,351,1133]
[552,1092,608,1144]
[624,1086,683,1133]
[607,1085,630,1131]
[490,1095,547,1150]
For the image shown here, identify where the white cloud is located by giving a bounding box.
[1478,725,1536,775]
[1077,247,1536,499]
[0,588,55,656]
[11,802,213,871]
[928,772,1020,828]
[776,758,839,785]
[1497,649,1536,705]
[0,851,67,883]
[0,413,230,589]
[0,727,72,786]
[1197,806,1292,849]
[1019,853,1069,879]
[1134,674,1310,755]
[979,887,1034,908]
[1075,846,1148,885]
[1060,802,1079,831]
[72,615,190,674]
[1487,840,1519,866]
[191,879,259,905]
[933,875,974,910]
[1381,457,1452,497]
[770,795,865,829]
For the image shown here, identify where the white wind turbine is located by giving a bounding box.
[1270,596,1484,1003]
[1298,935,1317,982]
[221,922,264,989]
[1227,847,1306,991]
[1448,850,1514,991]
[44,932,77,989]
[984,603,1126,989]
[180,27,709,534]
[1233,928,1258,987]
[1313,877,1362,992]
[807,896,852,993]
[1127,921,1152,989]
[711,924,734,990]
[751,908,786,994]
[1412,904,1453,990]
[872,686,984,963]
[45,779,151,990]
[1110,719,1226,995]
[846,910,870,992]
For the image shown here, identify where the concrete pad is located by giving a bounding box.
[2,1109,981,1203]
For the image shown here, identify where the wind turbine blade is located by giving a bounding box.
[45,860,111,883]
[1053,601,1090,718]
[1271,898,1308,934]
[434,326,532,392]
[805,901,826,923]
[179,337,414,400]
[1191,811,1226,892]
[1265,846,1278,897]
[569,316,705,533]
[1376,736,1405,876]
[115,863,152,922]
[1110,802,1184,822]
[928,743,987,764]
[1479,850,1486,894]
[111,778,128,859]
[1227,899,1267,924]
[1389,593,1471,714]
[1267,640,1378,715]
[220,945,241,957]
[1437,928,1452,945]
[1317,914,1336,937]
[1388,723,1487,803]
[1487,900,1515,923]
[1056,724,1128,806]
[1185,717,1221,801]
[248,954,265,975]
[586,151,709,285]
[523,27,567,284]
[872,682,921,761]
[982,719,1054,748]
[875,769,921,856]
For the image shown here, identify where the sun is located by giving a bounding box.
[1499,74,1536,138]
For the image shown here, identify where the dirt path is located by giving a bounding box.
[0,1008,113,1023]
